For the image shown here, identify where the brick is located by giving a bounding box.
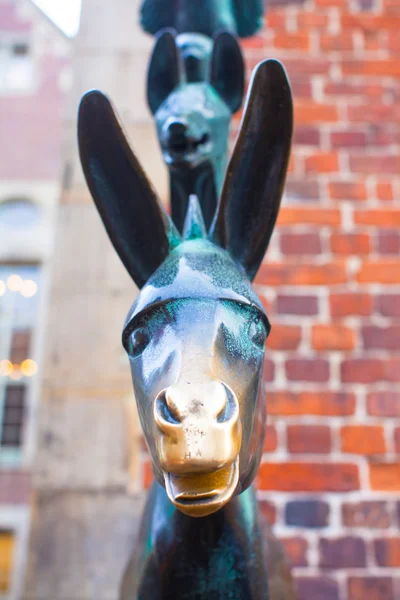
[320,33,354,51]
[343,60,400,78]
[347,104,398,124]
[331,233,371,255]
[286,358,330,383]
[341,359,384,384]
[331,130,367,148]
[266,11,287,29]
[377,232,400,254]
[375,538,400,567]
[276,294,319,316]
[280,232,321,255]
[357,261,400,284]
[296,577,339,600]
[267,391,356,416]
[285,178,320,201]
[278,207,341,226]
[342,13,400,31]
[293,126,320,146]
[375,295,400,318]
[341,425,386,455]
[288,425,331,454]
[257,262,347,287]
[395,428,400,454]
[285,58,332,77]
[343,502,392,529]
[263,359,275,382]
[354,209,400,227]
[258,499,276,525]
[367,392,400,417]
[305,152,339,173]
[370,463,400,491]
[328,181,367,201]
[294,101,338,125]
[386,358,400,382]
[285,500,330,528]
[312,324,356,351]
[384,0,400,14]
[257,462,359,492]
[290,79,313,99]
[325,82,384,98]
[274,32,310,50]
[362,326,400,351]
[330,293,373,318]
[143,458,153,490]
[297,13,329,28]
[264,424,278,452]
[320,537,366,569]
[350,155,400,174]
[280,537,308,567]
[267,324,301,351]
[348,577,394,600]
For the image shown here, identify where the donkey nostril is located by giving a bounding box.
[217,386,238,424]
[155,391,181,425]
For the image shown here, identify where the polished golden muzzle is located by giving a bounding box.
[154,380,242,517]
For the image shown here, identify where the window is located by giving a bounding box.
[0,529,14,594]
[0,40,33,93]
[0,199,40,229]
[0,265,40,464]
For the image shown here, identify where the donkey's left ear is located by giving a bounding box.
[209,59,293,281]
[210,31,244,114]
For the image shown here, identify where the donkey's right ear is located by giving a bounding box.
[147,28,183,115]
[78,90,181,288]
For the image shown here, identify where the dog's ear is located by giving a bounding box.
[209,31,245,114]
[147,29,183,115]
[78,90,181,288]
[209,60,293,281]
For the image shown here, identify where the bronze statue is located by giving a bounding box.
[147,29,244,231]
[140,0,265,38]
[78,56,295,598]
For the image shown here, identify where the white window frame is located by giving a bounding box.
[0,265,42,470]
[0,34,36,95]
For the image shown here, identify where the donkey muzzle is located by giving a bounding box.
[154,381,242,517]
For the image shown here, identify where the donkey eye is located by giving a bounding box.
[128,327,150,358]
[248,316,267,349]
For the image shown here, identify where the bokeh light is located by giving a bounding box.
[21,280,38,298]
[21,359,38,377]
[7,274,23,292]
[0,360,13,376]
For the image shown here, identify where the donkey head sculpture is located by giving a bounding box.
[147,29,244,231]
[78,59,292,518]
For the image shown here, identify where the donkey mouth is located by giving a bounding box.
[164,457,239,518]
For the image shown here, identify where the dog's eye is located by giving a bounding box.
[128,327,150,358]
[249,315,267,349]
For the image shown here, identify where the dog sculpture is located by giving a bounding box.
[78,59,294,599]
[148,29,244,231]
[141,0,265,38]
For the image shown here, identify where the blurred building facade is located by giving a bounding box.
[22,0,167,597]
[0,0,70,597]
[0,0,397,598]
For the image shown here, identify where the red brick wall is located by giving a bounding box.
[241,0,400,598]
